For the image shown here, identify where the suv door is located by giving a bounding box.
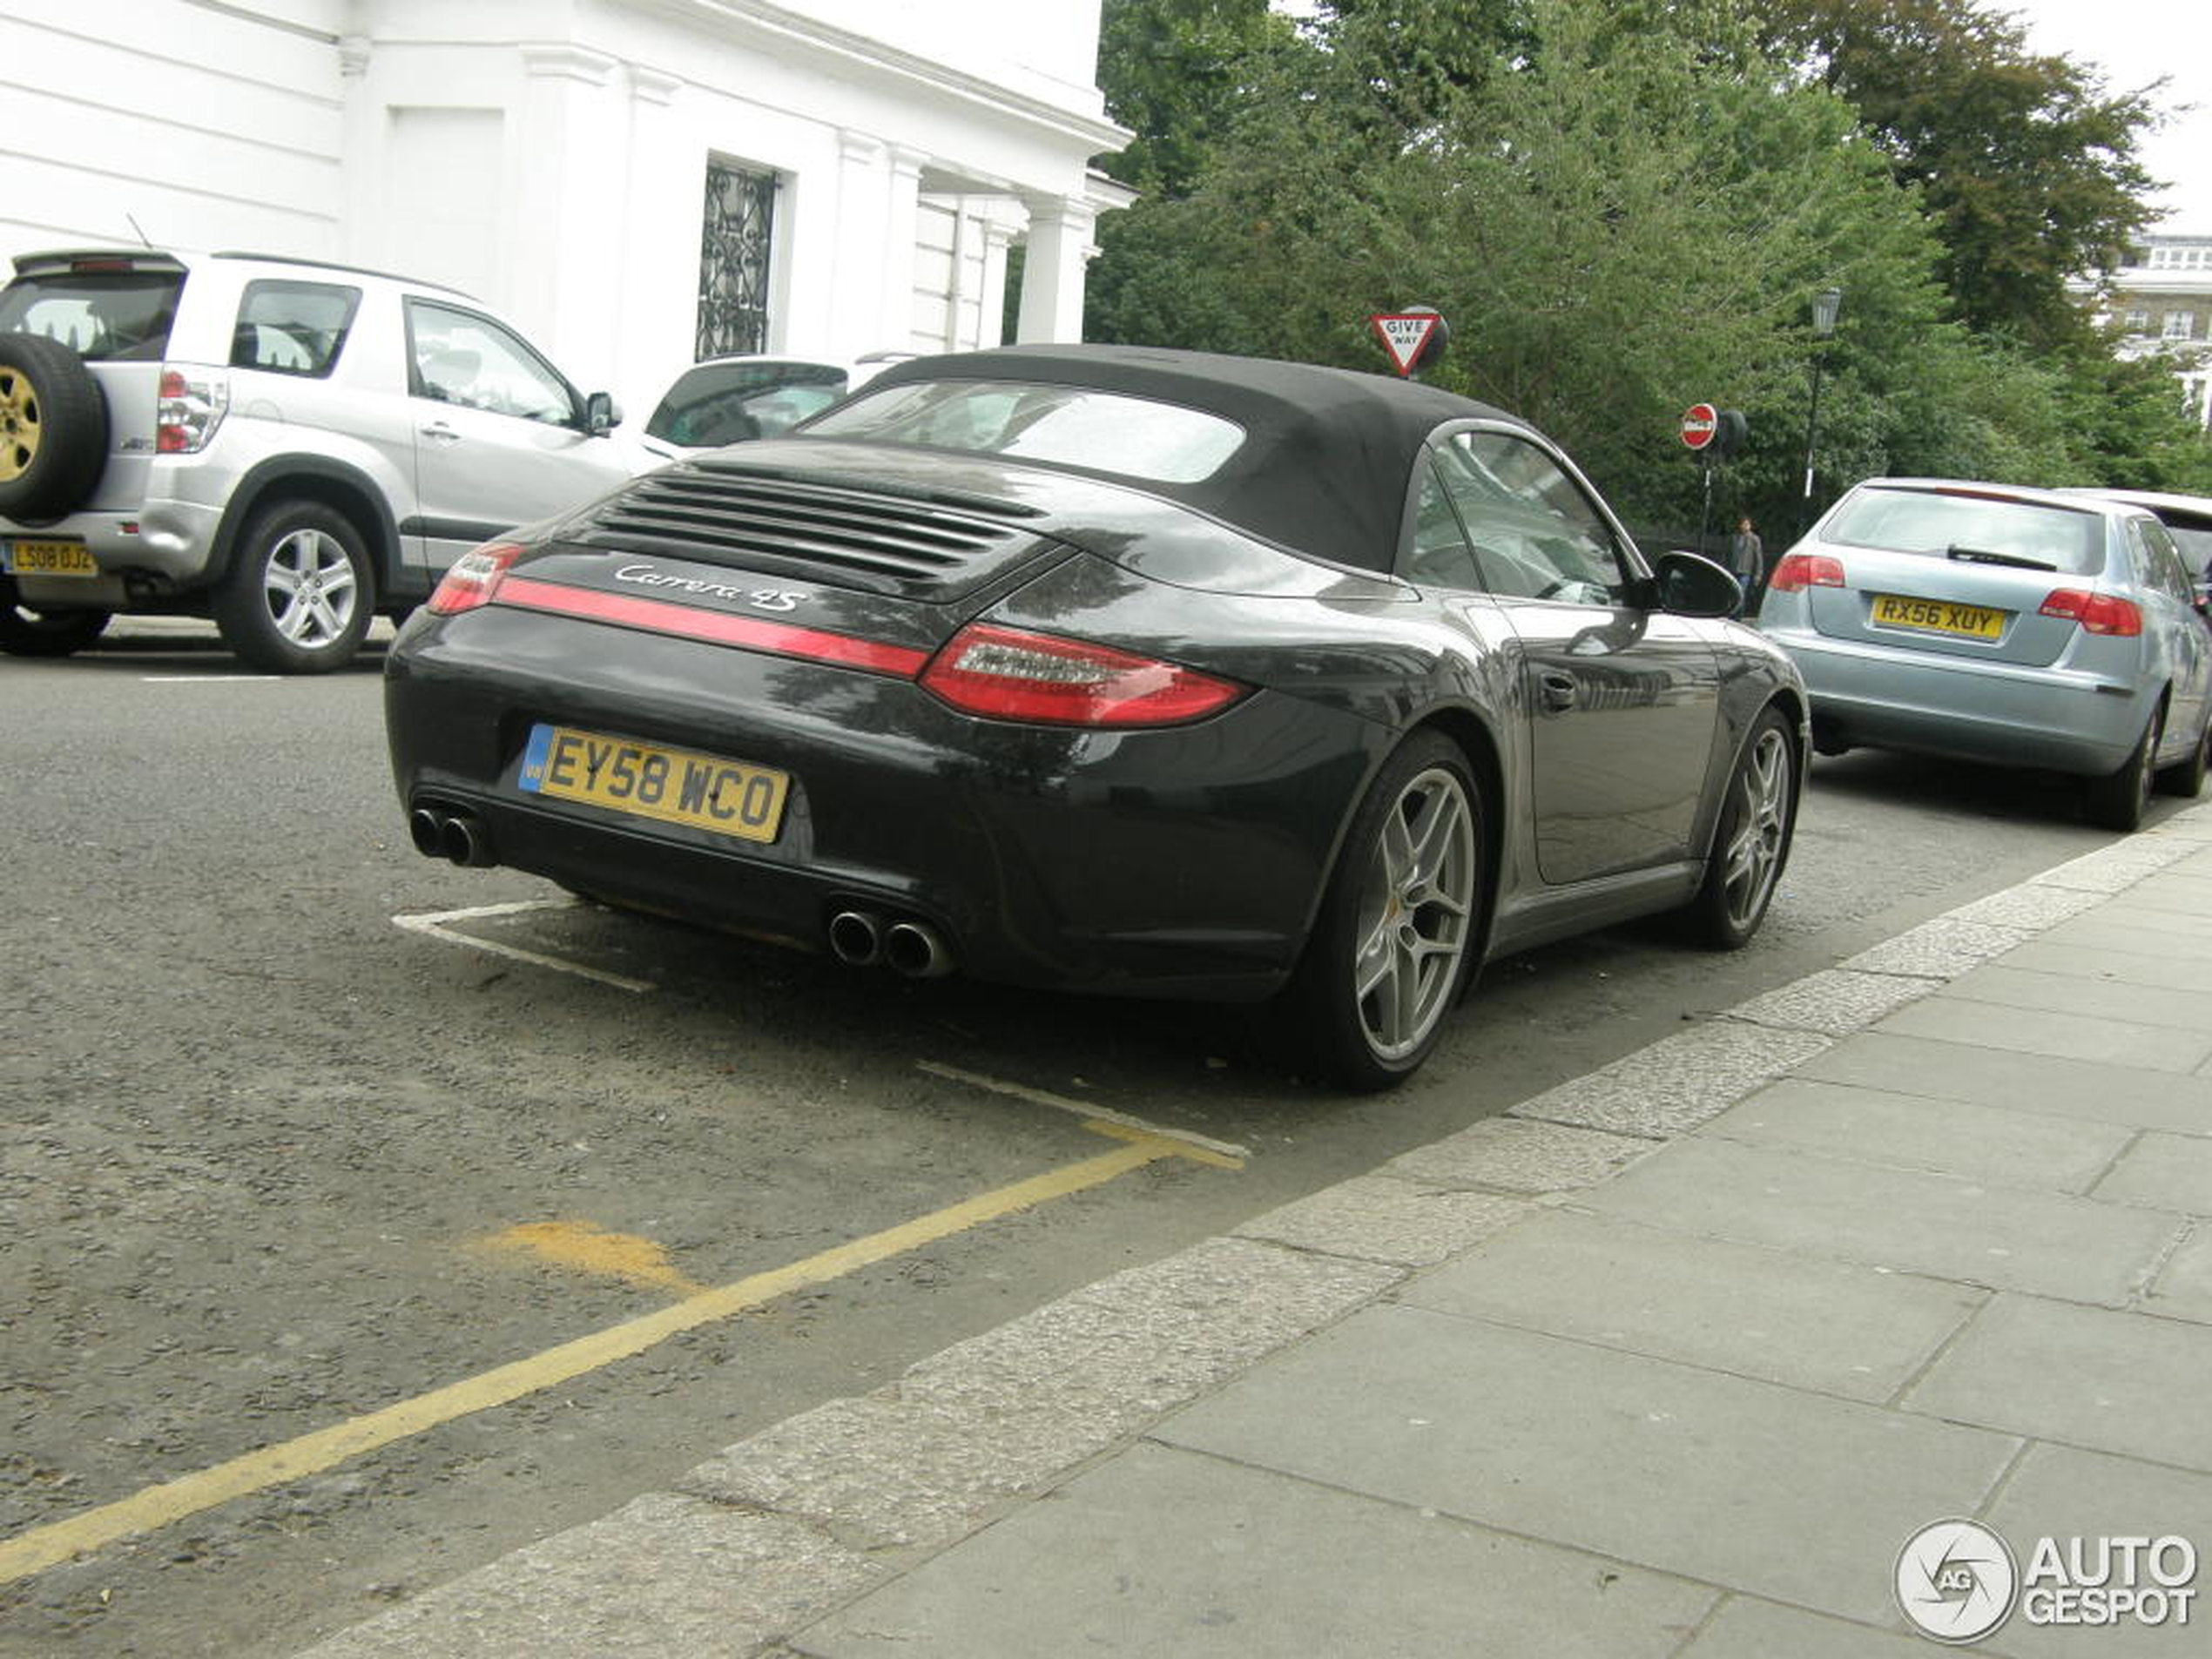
[402,298,633,570]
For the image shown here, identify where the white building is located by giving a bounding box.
[2076,233,2212,429]
[1,0,1131,408]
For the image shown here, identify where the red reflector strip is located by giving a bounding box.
[492,576,930,678]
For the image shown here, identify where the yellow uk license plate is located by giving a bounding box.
[1870,593,2006,639]
[6,537,98,577]
[518,724,789,844]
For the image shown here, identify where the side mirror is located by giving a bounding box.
[584,391,621,436]
[1649,550,1743,619]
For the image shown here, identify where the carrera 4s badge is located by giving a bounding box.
[614,563,810,613]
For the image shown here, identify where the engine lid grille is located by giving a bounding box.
[575,460,1051,597]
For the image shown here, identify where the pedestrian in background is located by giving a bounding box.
[1727,514,1764,615]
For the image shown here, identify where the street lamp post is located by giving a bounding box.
[1801,287,1843,509]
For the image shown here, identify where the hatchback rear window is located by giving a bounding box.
[0,270,183,361]
[1824,487,2104,574]
[804,379,1245,484]
[646,361,847,447]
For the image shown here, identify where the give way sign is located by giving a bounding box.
[1371,313,1443,377]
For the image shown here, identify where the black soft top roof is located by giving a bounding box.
[853,343,1525,573]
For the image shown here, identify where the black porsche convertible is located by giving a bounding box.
[386,345,1805,1089]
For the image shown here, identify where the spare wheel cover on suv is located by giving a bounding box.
[0,333,110,519]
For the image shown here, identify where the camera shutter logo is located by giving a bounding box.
[1897,1519,2020,1643]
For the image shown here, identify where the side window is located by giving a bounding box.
[1404,462,1483,589]
[407,300,577,426]
[2130,522,2188,604]
[1435,430,1627,604]
[231,280,361,378]
[2141,521,2195,604]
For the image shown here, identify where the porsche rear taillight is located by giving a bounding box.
[2038,589,2142,637]
[921,624,1247,727]
[156,367,229,453]
[427,543,523,615]
[1768,553,1845,593]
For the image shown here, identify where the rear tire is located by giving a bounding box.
[212,500,374,673]
[0,581,111,657]
[1286,732,1485,1092]
[2154,711,2210,799]
[2084,705,2161,832]
[0,333,109,518]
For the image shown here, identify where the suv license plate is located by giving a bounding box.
[1870,593,2006,639]
[518,723,789,845]
[4,537,98,577]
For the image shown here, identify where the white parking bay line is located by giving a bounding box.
[139,674,280,683]
[918,1060,1252,1163]
[393,899,656,994]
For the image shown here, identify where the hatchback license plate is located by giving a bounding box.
[1870,593,2005,639]
[518,724,788,845]
[4,537,97,577]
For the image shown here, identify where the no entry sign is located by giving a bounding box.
[1680,403,1719,450]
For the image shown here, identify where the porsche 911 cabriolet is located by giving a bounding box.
[386,344,1806,1089]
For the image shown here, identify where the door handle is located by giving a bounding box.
[420,422,462,445]
[1538,670,1578,711]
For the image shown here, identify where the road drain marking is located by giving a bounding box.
[393,899,656,994]
[919,1060,1252,1164]
[0,1123,1236,1587]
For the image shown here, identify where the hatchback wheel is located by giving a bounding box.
[2155,711,2211,799]
[2084,705,2161,832]
[1291,732,1484,1091]
[213,500,374,673]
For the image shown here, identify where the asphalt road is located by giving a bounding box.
[0,622,2153,1656]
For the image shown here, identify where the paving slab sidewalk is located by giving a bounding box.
[300,805,2212,1658]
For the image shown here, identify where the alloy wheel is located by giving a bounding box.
[1719,725,1791,932]
[1351,765,1476,1062]
[0,367,39,483]
[260,529,360,647]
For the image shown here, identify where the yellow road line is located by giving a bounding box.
[0,1127,1224,1586]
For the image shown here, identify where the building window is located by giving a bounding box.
[2164,311,2197,341]
[2125,309,2150,334]
[697,157,779,360]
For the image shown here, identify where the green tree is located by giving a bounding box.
[1094,0,1298,199]
[1757,0,2161,347]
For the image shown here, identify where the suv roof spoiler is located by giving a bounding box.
[10,249,190,276]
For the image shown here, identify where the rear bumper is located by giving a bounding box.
[1770,627,2148,775]
[385,605,1387,1001]
[3,496,222,607]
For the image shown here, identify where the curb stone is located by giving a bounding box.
[296,801,2212,1658]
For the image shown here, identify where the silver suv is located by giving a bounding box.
[0,248,644,671]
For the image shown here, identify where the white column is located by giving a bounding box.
[515,44,621,367]
[833,132,888,361]
[1015,194,1096,345]
[336,34,377,267]
[881,146,928,350]
[614,65,686,410]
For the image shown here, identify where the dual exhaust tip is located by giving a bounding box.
[409,805,495,868]
[828,909,955,979]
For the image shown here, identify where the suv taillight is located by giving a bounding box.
[1768,553,1845,593]
[921,623,1247,727]
[156,367,229,453]
[2039,589,2143,637]
[427,543,524,615]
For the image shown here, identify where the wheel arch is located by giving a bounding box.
[1401,704,1508,969]
[207,458,401,600]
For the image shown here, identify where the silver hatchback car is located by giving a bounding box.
[1757,478,2212,830]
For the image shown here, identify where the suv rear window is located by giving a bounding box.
[0,270,183,362]
[231,280,361,378]
[1825,487,2104,575]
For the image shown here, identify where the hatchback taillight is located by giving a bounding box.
[1767,553,1845,593]
[921,624,1247,727]
[2038,589,2142,637]
[156,367,229,454]
[428,543,523,615]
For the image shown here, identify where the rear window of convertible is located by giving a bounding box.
[802,379,1244,484]
[1825,487,2104,575]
